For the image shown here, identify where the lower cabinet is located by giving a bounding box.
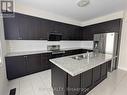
[5,53,51,80]
[5,56,27,80]
[81,69,93,94]
[41,53,52,70]
[52,62,108,95]
[51,65,67,95]
[101,62,108,80]
[5,49,93,80]
[93,65,101,86]
[26,54,42,74]
[68,74,81,95]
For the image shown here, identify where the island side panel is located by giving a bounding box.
[51,64,67,95]
[67,74,81,95]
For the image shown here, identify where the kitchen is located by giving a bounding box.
[0,0,127,95]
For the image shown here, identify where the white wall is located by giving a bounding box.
[0,17,8,95]
[6,40,93,53]
[118,11,127,71]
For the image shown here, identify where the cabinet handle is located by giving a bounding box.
[18,37,22,40]
[24,56,27,58]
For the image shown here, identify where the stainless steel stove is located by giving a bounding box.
[47,45,65,55]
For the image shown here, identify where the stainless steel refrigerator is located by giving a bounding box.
[93,32,118,72]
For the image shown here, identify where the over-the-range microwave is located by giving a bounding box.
[48,33,62,41]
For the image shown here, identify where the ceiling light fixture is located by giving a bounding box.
[76,0,90,7]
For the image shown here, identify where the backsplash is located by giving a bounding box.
[6,40,93,53]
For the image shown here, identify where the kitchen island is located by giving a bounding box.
[50,52,112,95]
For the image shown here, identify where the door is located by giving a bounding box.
[40,19,54,40]
[26,54,41,74]
[5,56,27,80]
[41,53,52,70]
[101,63,107,79]
[93,65,101,86]
[18,13,41,40]
[3,13,21,40]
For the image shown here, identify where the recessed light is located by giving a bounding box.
[76,0,90,7]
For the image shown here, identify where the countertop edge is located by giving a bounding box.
[5,48,93,57]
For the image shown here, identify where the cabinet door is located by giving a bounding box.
[18,14,41,40]
[5,56,27,80]
[51,65,67,95]
[41,53,52,70]
[93,65,101,86]
[81,69,93,94]
[101,63,107,78]
[68,74,81,95]
[53,22,82,40]
[3,13,21,40]
[40,19,54,40]
[26,54,41,74]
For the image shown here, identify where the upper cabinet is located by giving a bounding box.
[3,13,21,40]
[82,19,122,40]
[18,14,41,40]
[3,13,122,40]
[3,12,82,40]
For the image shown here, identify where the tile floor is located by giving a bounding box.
[7,69,127,95]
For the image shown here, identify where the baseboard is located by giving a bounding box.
[118,67,127,71]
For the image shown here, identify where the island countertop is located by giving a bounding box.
[50,52,113,76]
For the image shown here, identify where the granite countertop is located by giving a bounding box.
[50,52,113,76]
[6,50,52,57]
[6,47,93,57]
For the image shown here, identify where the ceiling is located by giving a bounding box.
[16,0,127,22]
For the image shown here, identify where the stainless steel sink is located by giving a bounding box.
[71,52,96,60]
[71,54,88,60]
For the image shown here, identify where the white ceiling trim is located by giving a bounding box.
[15,3,124,27]
[81,11,124,26]
[15,3,82,26]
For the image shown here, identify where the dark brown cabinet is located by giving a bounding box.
[5,53,52,80]
[26,54,42,74]
[51,65,67,95]
[5,56,27,80]
[3,12,83,40]
[40,19,54,40]
[81,69,93,94]
[101,63,107,79]
[82,19,122,40]
[93,65,101,86]
[51,62,109,95]
[3,13,21,40]
[68,74,81,95]
[41,53,52,70]
[18,14,41,40]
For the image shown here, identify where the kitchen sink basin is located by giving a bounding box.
[71,54,88,60]
[71,52,96,60]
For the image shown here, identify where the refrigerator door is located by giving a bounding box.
[105,33,115,54]
[105,32,118,72]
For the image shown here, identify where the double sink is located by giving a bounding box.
[71,52,96,60]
